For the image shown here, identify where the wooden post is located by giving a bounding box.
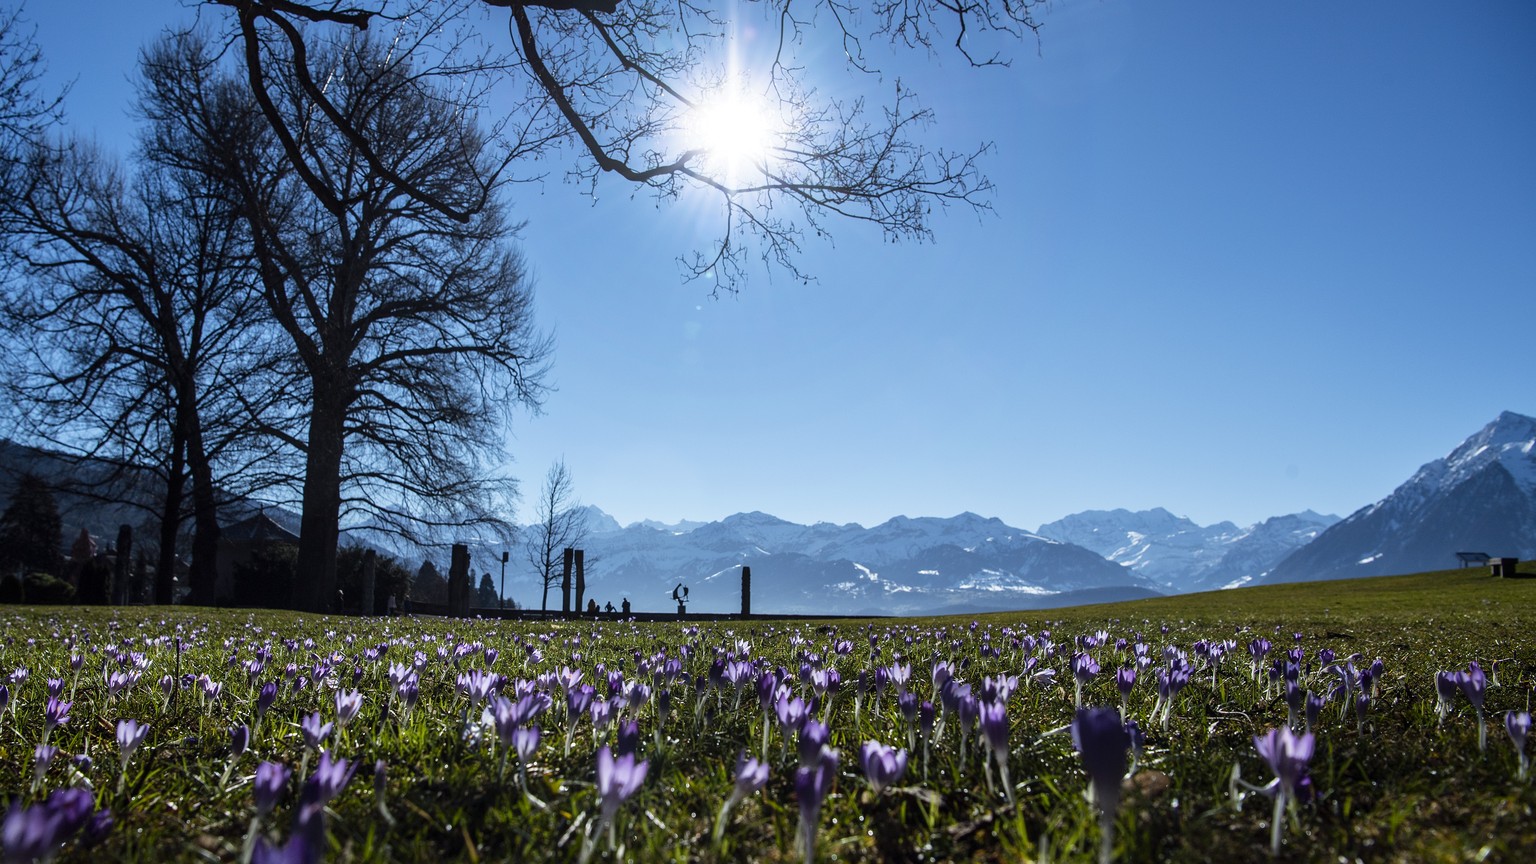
[575,549,586,613]
[450,544,471,616]
[561,547,573,614]
[113,525,133,606]
[741,565,751,617]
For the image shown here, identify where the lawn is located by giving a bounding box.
[1,563,1532,863]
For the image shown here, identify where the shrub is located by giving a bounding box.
[23,571,76,604]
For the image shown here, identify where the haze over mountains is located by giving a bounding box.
[4,412,1535,615]
[1035,508,1339,591]
[550,411,1536,613]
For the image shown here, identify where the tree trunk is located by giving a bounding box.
[293,391,345,613]
[156,430,187,605]
[179,391,221,606]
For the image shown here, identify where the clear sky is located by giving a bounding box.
[21,0,1536,532]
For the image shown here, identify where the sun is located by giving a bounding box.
[686,87,779,187]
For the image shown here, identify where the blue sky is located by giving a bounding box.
[22,0,1536,532]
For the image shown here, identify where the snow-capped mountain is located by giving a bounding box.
[626,518,706,534]
[1186,511,1338,590]
[1265,411,1536,584]
[513,510,1154,616]
[1035,507,1337,591]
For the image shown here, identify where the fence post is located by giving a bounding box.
[450,544,471,617]
[741,565,751,617]
[561,548,573,614]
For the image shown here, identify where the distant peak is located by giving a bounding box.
[1486,410,1536,439]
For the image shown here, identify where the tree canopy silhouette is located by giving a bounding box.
[207,0,1041,288]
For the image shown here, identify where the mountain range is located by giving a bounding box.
[540,510,1157,616]
[1034,507,1339,592]
[4,411,1534,615]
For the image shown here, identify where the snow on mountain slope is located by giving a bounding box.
[1035,507,1334,590]
[1266,412,1536,584]
[561,510,1149,615]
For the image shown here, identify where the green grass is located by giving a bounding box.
[1,563,1533,863]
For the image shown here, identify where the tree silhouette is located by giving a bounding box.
[0,472,63,577]
[204,0,1041,288]
[525,460,587,614]
[143,33,549,612]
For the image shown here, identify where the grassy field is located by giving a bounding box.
[1,563,1533,863]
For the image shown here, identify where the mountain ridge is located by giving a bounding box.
[1265,411,1536,584]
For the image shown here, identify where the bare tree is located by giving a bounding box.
[0,2,65,209]
[204,0,1041,289]
[1,119,281,605]
[524,460,587,614]
[145,32,549,612]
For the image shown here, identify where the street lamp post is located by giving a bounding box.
[499,550,509,611]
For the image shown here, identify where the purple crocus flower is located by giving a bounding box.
[1253,725,1315,855]
[254,761,293,817]
[83,809,113,848]
[46,788,96,840]
[596,745,649,821]
[615,719,641,757]
[732,752,770,800]
[1071,708,1131,815]
[794,747,838,863]
[1304,690,1326,733]
[116,719,149,777]
[713,752,769,847]
[300,713,333,752]
[1433,671,1458,724]
[256,682,279,718]
[33,743,59,788]
[334,689,362,728]
[301,751,358,812]
[798,720,830,769]
[230,723,251,758]
[1125,720,1145,774]
[977,698,1016,802]
[1507,711,1531,779]
[512,726,542,762]
[1456,662,1489,751]
[43,697,72,735]
[1456,662,1487,708]
[250,833,319,864]
[580,744,648,862]
[1115,667,1136,699]
[775,694,810,736]
[4,787,99,863]
[3,797,58,863]
[858,740,908,795]
[979,700,1009,755]
[1073,652,1100,682]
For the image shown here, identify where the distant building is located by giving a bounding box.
[216,514,300,604]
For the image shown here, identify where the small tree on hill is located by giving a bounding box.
[411,560,447,605]
[476,571,499,609]
[525,460,587,613]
